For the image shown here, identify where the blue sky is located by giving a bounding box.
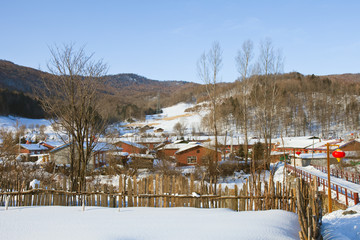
[1,0,359,83]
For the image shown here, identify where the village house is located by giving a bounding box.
[50,142,119,169]
[136,137,164,151]
[157,140,190,159]
[174,143,222,166]
[274,136,321,154]
[115,140,147,154]
[19,143,49,155]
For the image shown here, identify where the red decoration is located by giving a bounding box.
[332,150,345,159]
[296,151,301,155]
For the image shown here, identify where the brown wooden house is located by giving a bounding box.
[115,141,147,154]
[174,144,221,166]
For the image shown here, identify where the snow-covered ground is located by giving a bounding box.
[136,102,205,133]
[322,204,360,239]
[0,116,51,131]
[0,206,300,240]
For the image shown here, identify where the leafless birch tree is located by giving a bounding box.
[235,39,254,166]
[252,38,283,170]
[197,41,222,181]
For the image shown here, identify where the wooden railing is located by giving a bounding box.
[286,164,359,206]
[311,164,360,184]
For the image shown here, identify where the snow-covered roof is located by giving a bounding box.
[338,139,360,149]
[129,153,155,159]
[270,151,290,156]
[175,143,201,154]
[20,144,48,151]
[50,142,119,153]
[275,136,321,149]
[93,142,119,152]
[160,143,189,150]
[305,139,342,150]
[175,142,220,154]
[300,153,328,159]
[119,140,147,149]
[41,141,64,148]
[111,152,129,156]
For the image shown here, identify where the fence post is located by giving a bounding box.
[354,193,359,205]
[345,189,348,206]
[336,185,339,200]
[5,195,10,210]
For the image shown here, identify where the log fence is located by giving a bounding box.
[1,174,296,212]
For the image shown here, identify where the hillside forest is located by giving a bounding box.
[0,59,360,140]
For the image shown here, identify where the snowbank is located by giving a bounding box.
[0,206,300,240]
[322,204,360,239]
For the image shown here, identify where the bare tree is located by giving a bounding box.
[235,39,254,166]
[252,38,284,171]
[39,43,108,191]
[173,121,186,137]
[197,41,222,182]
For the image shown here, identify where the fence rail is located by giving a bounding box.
[286,164,359,206]
[0,174,297,212]
[311,165,360,184]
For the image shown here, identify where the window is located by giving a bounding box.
[197,150,200,153]
[187,156,197,164]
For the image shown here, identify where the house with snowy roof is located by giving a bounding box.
[19,143,49,155]
[174,143,221,166]
[50,142,121,169]
[115,140,147,154]
[274,136,321,154]
[157,140,190,159]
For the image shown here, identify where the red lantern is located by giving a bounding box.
[332,149,346,162]
[296,151,301,155]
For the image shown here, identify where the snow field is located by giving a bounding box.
[0,206,300,240]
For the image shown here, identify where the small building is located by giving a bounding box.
[50,142,119,169]
[296,153,338,167]
[128,153,155,169]
[174,143,221,166]
[115,141,147,154]
[154,128,164,133]
[19,144,49,155]
[157,140,190,159]
[274,136,321,155]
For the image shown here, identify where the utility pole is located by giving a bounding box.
[326,143,332,213]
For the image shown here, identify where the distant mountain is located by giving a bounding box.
[0,60,192,95]
[0,60,49,93]
[0,60,199,120]
[321,73,360,82]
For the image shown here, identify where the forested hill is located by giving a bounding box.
[0,60,192,96]
[0,60,199,120]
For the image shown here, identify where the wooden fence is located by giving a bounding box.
[0,173,322,240]
[0,174,297,212]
